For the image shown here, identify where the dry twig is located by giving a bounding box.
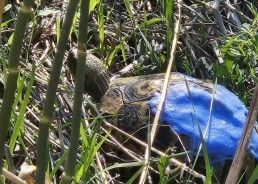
[225,83,258,184]
[139,1,182,183]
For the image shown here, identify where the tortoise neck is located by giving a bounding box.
[67,48,110,102]
[84,69,110,102]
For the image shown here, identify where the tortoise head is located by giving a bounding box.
[67,48,110,101]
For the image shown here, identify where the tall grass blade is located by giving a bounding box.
[9,67,35,152]
[138,28,160,67]
[123,0,135,26]
[81,130,107,180]
[72,122,108,182]
[162,0,175,56]
[50,150,68,179]
[89,0,100,12]
[98,0,104,55]
[247,164,258,184]
[125,166,144,184]
[197,125,212,184]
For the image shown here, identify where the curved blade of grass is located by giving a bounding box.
[0,0,34,178]
[123,0,135,26]
[80,131,108,181]
[107,44,120,66]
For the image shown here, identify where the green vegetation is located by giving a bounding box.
[0,0,257,183]
[215,12,258,104]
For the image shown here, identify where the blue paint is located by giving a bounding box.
[148,73,258,163]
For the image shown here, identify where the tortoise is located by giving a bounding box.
[67,49,258,170]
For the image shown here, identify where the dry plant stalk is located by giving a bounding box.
[139,0,183,183]
[2,168,27,184]
[225,83,258,184]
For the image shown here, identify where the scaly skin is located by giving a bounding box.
[67,48,110,101]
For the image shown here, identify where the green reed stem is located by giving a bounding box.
[0,0,34,178]
[35,0,79,183]
[60,0,90,183]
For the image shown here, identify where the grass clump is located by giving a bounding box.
[216,8,258,104]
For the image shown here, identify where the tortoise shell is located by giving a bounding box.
[100,73,162,136]
[100,73,192,134]
[100,72,214,114]
[100,73,211,151]
[100,73,191,150]
[67,50,258,163]
[100,72,258,163]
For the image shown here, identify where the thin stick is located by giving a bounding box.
[138,1,182,183]
[2,168,27,184]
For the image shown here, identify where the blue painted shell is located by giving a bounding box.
[100,72,258,163]
[148,73,258,163]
